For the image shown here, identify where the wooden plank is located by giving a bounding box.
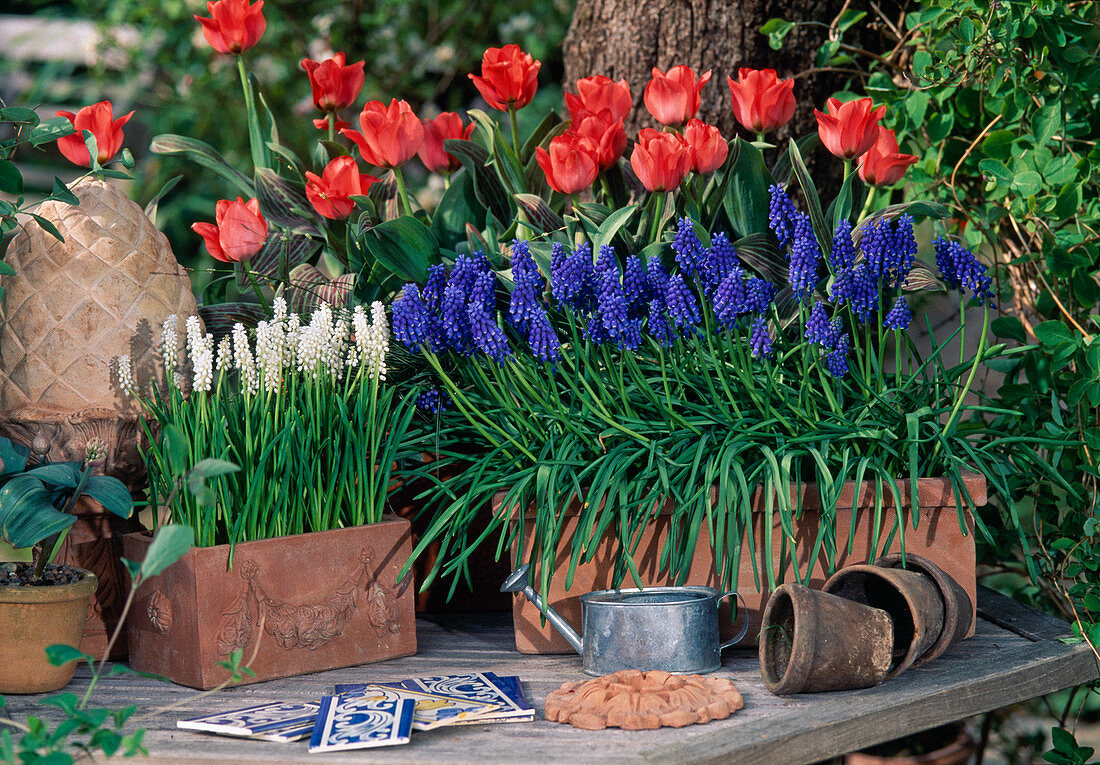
[2,599,1095,765]
[976,585,1077,642]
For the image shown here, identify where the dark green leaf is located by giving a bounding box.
[760,18,794,50]
[592,205,639,254]
[247,230,320,281]
[734,233,787,283]
[514,194,565,235]
[50,178,79,207]
[991,316,1027,343]
[23,463,81,488]
[139,525,193,579]
[191,459,240,479]
[445,139,513,227]
[287,264,355,313]
[196,303,268,341]
[1034,320,1076,348]
[30,214,64,243]
[28,116,74,146]
[785,140,829,251]
[0,475,76,549]
[724,139,775,239]
[359,215,438,284]
[142,174,183,225]
[0,160,23,195]
[45,644,93,667]
[0,107,40,125]
[431,172,487,250]
[82,476,133,518]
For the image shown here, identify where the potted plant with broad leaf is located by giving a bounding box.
[116,301,422,689]
[389,67,1066,652]
[0,437,132,693]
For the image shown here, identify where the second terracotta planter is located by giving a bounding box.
[504,474,983,653]
[123,517,417,689]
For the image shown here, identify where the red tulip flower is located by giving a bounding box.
[643,65,712,127]
[56,101,133,167]
[858,127,919,187]
[565,75,632,123]
[418,113,475,174]
[301,53,365,113]
[535,134,598,195]
[727,68,796,135]
[191,197,268,263]
[630,128,690,192]
[304,156,378,220]
[683,119,728,175]
[341,99,424,169]
[313,117,350,131]
[468,44,541,111]
[194,0,266,55]
[815,97,887,160]
[571,110,627,171]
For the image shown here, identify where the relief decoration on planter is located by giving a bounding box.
[214,546,397,655]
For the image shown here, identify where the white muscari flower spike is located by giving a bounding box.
[327,311,350,377]
[185,316,203,356]
[232,322,259,395]
[161,316,180,372]
[365,300,390,381]
[255,320,284,393]
[351,304,369,369]
[192,333,214,393]
[283,313,301,370]
[116,355,135,395]
[216,336,232,373]
[296,309,327,377]
[173,372,186,391]
[272,296,288,323]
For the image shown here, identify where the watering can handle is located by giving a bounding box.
[717,592,750,650]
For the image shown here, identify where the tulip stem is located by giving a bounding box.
[241,260,271,313]
[649,192,666,245]
[393,166,414,217]
[327,113,336,144]
[857,191,877,223]
[237,56,266,170]
[509,107,521,158]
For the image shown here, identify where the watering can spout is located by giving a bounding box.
[501,564,584,654]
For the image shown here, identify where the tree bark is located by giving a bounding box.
[564,0,850,141]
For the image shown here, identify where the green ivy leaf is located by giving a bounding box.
[45,644,93,668]
[0,160,23,196]
[138,525,193,579]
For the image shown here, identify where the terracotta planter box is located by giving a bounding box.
[502,474,983,654]
[122,517,417,689]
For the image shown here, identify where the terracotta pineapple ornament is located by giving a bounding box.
[0,177,198,657]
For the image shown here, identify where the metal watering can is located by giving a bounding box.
[502,564,748,676]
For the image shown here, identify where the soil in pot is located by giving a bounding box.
[0,562,86,586]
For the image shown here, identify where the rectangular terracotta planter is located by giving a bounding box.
[502,474,984,654]
[122,517,417,689]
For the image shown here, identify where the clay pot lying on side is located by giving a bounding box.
[0,564,98,693]
[759,582,894,695]
[823,564,945,680]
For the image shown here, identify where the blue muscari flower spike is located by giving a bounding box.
[830,266,854,304]
[423,264,447,313]
[829,219,856,271]
[647,257,670,301]
[552,242,596,311]
[595,266,641,350]
[528,308,561,365]
[440,252,489,354]
[826,317,844,349]
[647,297,675,347]
[704,231,739,289]
[883,295,911,330]
[595,244,617,274]
[467,271,512,364]
[825,333,851,377]
[788,212,820,303]
[665,274,701,333]
[392,284,430,350]
[890,214,918,288]
[861,218,892,282]
[673,218,705,278]
[849,262,880,323]
[749,316,774,359]
[746,278,776,314]
[713,266,748,329]
[622,254,649,317]
[507,241,544,332]
[550,241,568,277]
[933,238,995,306]
[415,388,451,414]
[768,184,797,248]
[804,300,832,345]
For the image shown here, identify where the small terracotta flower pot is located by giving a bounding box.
[759,583,893,695]
[0,567,98,693]
[875,553,972,667]
[823,564,945,679]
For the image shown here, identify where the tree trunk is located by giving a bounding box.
[564,0,849,141]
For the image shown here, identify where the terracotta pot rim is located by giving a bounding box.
[0,566,98,604]
[124,514,408,553]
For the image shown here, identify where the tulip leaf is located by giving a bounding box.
[0,438,28,476]
[827,167,858,229]
[445,139,514,228]
[431,172,488,250]
[734,233,787,284]
[786,140,831,253]
[22,463,82,488]
[0,475,76,550]
[593,204,639,254]
[150,134,254,197]
[254,168,318,233]
[359,215,437,284]
[196,303,269,340]
[288,263,355,313]
[520,110,565,163]
[514,194,565,235]
[142,174,183,226]
[246,230,321,284]
[900,266,946,293]
[30,214,64,243]
[723,138,775,240]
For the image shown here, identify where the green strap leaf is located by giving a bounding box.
[150,134,254,197]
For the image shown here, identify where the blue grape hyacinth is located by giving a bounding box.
[392,284,431,350]
[507,241,544,332]
[788,212,821,302]
[768,184,797,248]
[416,388,452,414]
[804,300,832,346]
[665,274,701,333]
[713,266,749,328]
[527,308,561,364]
[883,295,912,330]
[933,237,995,306]
[825,333,851,378]
[749,316,774,359]
[673,218,706,278]
[466,271,512,364]
[829,219,856,271]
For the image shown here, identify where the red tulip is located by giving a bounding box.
[194,0,266,55]
[630,128,690,192]
[313,117,350,131]
[191,197,268,263]
[643,65,711,127]
[304,156,378,219]
[727,68,796,134]
[683,119,728,175]
[565,75,632,123]
[56,101,133,167]
[858,127,919,187]
[341,99,424,169]
[468,45,541,111]
[418,113,475,174]
[570,110,627,171]
[535,134,598,195]
[815,97,887,160]
[301,53,365,113]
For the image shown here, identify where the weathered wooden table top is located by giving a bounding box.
[5,587,1098,765]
